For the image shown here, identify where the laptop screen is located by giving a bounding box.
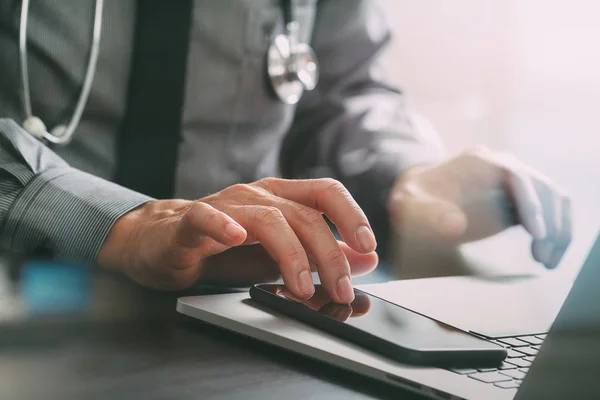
[517,233,600,399]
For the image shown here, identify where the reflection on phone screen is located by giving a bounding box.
[259,284,497,351]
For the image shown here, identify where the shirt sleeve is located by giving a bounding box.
[0,119,152,263]
[280,0,445,249]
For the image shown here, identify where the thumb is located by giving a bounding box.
[396,193,468,240]
[176,202,247,249]
[432,201,468,239]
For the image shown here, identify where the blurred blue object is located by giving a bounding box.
[20,260,90,314]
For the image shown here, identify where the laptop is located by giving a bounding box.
[177,233,600,399]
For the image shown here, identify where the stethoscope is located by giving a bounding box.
[18,0,319,146]
[19,0,104,145]
[268,0,319,105]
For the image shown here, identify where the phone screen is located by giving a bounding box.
[254,284,501,353]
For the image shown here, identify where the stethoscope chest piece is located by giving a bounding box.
[267,30,318,105]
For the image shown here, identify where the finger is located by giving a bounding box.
[505,169,547,240]
[270,284,345,318]
[308,242,378,276]
[256,178,376,253]
[545,195,572,269]
[338,241,378,276]
[234,206,315,299]
[176,202,247,249]
[281,202,355,303]
[303,284,371,317]
[302,285,339,310]
[350,291,371,317]
[318,302,353,322]
[530,183,561,266]
[199,242,377,287]
[532,238,552,265]
[201,245,280,286]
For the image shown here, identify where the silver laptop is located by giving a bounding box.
[177,233,600,399]
[432,233,600,399]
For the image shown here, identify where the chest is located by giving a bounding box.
[0,0,318,131]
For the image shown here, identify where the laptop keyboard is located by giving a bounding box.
[448,333,546,390]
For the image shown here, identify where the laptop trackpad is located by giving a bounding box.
[358,274,573,338]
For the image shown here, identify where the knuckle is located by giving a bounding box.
[198,206,219,227]
[183,202,208,226]
[321,178,345,192]
[228,183,253,194]
[286,245,306,265]
[185,202,224,233]
[295,206,325,228]
[319,178,354,205]
[189,200,207,215]
[257,177,283,188]
[326,247,347,267]
[255,206,286,226]
[231,182,273,200]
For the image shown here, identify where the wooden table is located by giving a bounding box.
[0,259,424,400]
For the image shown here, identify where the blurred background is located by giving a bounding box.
[378,0,600,279]
[1,1,598,313]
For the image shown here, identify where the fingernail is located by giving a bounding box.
[356,225,377,252]
[336,275,355,303]
[439,212,467,237]
[298,270,315,297]
[225,222,245,239]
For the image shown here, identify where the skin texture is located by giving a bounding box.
[388,147,572,270]
[99,148,572,304]
[98,178,378,304]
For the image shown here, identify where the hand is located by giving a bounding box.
[388,147,572,269]
[98,178,378,303]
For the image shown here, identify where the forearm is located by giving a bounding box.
[283,93,443,255]
[280,1,444,254]
[0,119,152,263]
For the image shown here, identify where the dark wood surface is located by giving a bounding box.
[0,260,425,400]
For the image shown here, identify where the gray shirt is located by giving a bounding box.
[0,0,443,263]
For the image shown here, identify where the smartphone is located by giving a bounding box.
[250,284,506,368]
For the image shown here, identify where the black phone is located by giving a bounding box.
[250,284,507,368]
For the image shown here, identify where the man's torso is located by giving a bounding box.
[0,0,318,198]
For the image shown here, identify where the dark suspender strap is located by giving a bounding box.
[115,0,193,199]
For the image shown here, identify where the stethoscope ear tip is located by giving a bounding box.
[50,125,68,139]
[22,116,47,140]
[22,116,70,143]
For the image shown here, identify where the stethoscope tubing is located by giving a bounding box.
[19,0,104,144]
[19,0,315,145]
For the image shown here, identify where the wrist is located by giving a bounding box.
[98,199,195,272]
[97,201,152,272]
